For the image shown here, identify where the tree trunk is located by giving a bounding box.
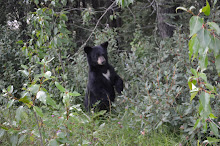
[156,0,175,38]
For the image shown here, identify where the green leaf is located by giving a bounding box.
[208,22,220,35]
[46,96,57,108]
[57,132,65,138]
[203,121,208,133]
[214,0,218,6]
[188,77,197,90]
[215,55,220,75]
[15,106,25,122]
[19,70,29,76]
[194,119,200,129]
[28,84,40,94]
[209,36,220,58]
[209,113,217,119]
[69,91,81,96]
[189,16,204,37]
[34,0,39,5]
[189,6,196,11]
[44,71,52,79]
[54,27,58,35]
[198,72,207,82]
[10,133,18,146]
[190,68,198,77]
[7,85,13,94]
[49,139,59,146]
[206,137,220,143]
[209,122,219,137]
[62,93,70,106]
[199,92,211,119]
[205,83,214,91]
[18,135,26,145]
[19,95,31,105]
[197,28,211,49]
[36,91,47,104]
[7,99,15,108]
[0,129,5,138]
[21,65,28,69]
[61,0,67,6]
[55,82,66,92]
[189,34,199,60]
[16,40,24,44]
[33,106,43,118]
[201,0,210,16]
[60,13,68,21]
[190,91,198,101]
[198,52,208,71]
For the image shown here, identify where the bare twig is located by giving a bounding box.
[81,1,116,48]
[33,111,44,146]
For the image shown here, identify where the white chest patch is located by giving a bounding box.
[102,70,110,81]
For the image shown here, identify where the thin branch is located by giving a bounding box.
[82,1,116,48]
[34,111,44,146]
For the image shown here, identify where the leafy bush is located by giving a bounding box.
[0,1,219,145]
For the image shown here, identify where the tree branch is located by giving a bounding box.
[81,1,116,48]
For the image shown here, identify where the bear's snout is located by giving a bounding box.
[97,56,106,65]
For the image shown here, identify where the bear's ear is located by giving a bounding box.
[84,46,92,54]
[101,41,108,49]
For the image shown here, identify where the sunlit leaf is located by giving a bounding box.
[28,84,40,94]
[201,0,210,16]
[176,7,187,13]
[189,6,196,11]
[7,85,13,94]
[19,70,29,77]
[36,91,47,104]
[190,91,198,101]
[44,71,52,79]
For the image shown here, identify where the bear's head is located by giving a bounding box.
[84,42,109,67]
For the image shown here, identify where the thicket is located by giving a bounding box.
[0,0,219,145]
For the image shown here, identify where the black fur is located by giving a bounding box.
[84,42,123,111]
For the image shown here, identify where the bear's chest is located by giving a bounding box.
[102,69,110,81]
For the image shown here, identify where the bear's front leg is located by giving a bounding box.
[114,75,123,94]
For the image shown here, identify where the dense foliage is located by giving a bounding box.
[0,0,219,145]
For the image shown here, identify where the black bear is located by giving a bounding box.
[84,42,123,111]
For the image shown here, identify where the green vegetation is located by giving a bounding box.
[0,0,219,145]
